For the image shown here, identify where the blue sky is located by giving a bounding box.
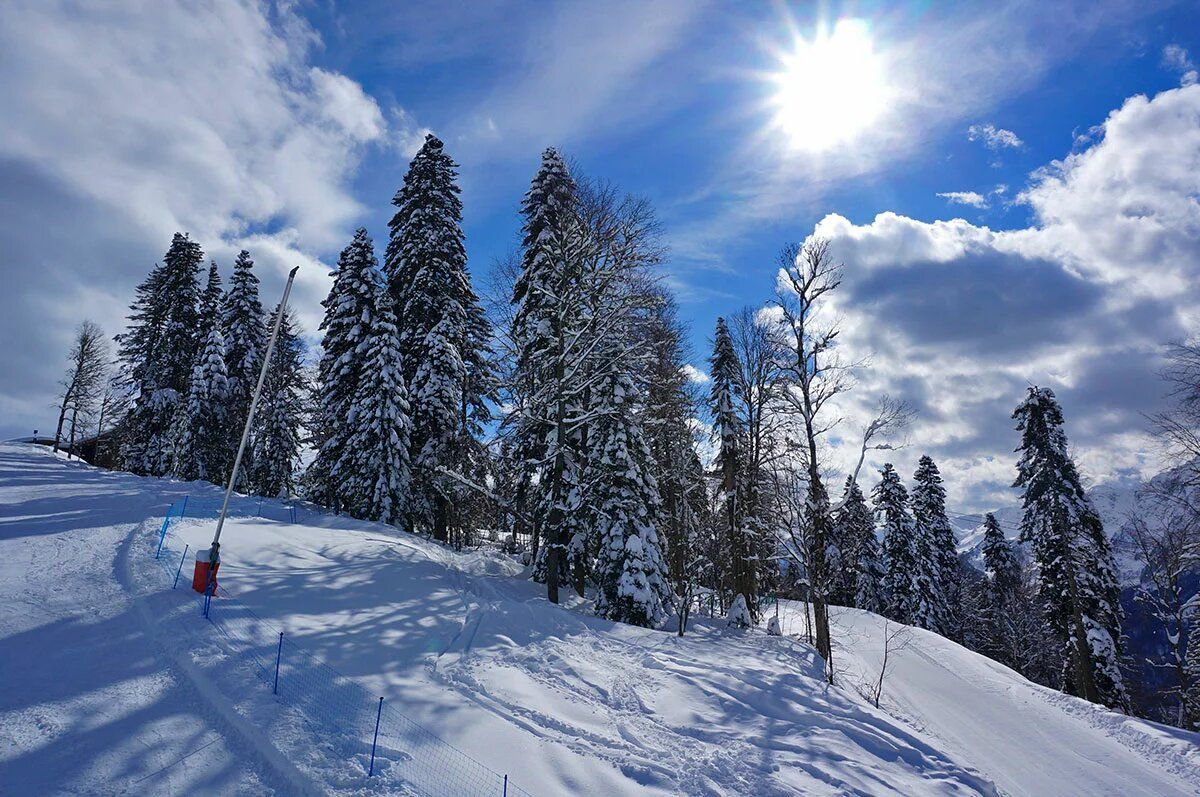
[2,0,1199,511]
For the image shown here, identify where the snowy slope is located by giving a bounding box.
[770,602,1200,797]
[2,443,1197,796]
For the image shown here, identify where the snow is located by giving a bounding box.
[3,442,1198,796]
[771,600,1200,797]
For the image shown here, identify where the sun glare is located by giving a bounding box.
[770,18,890,152]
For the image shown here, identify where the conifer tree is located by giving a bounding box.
[171,262,228,483]
[119,233,204,475]
[911,455,956,633]
[709,316,756,619]
[855,528,886,615]
[644,295,710,632]
[590,350,674,627]
[981,514,1021,602]
[1184,617,1200,730]
[832,477,875,606]
[875,463,924,625]
[222,250,266,480]
[344,289,413,525]
[980,513,1021,659]
[1013,386,1128,710]
[510,148,583,601]
[249,307,306,497]
[306,229,385,512]
[386,134,494,542]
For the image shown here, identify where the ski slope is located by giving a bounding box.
[1,442,1197,796]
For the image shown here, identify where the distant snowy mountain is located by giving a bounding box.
[954,475,1148,584]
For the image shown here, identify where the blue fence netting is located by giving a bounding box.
[147,494,532,797]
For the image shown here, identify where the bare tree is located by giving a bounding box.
[54,321,109,457]
[866,619,913,709]
[1149,342,1200,486]
[769,239,854,681]
[1125,475,1200,728]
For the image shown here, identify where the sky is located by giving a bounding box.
[1,0,1198,513]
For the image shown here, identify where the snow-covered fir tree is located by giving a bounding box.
[249,306,306,498]
[171,265,229,483]
[509,147,583,601]
[221,250,266,483]
[911,456,956,634]
[1184,614,1200,730]
[981,513,1021,604]
[119,233,204,476]
[385,133,494,543]
[832,477,875,606]
[980,513,1022,660]
[589,346,673,627]
[1013,386,1128,710]
[875,463,925,625]
[306,229,386,512]
[709,316,756,620]
[855,525,886,615]
[343,289,413,525]
[644,294,710,632]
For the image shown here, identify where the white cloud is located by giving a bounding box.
[0,0,405,435]
[937,191,989,208]
[1162,44,1198,86]
[681,364,711,384]
[967,122,1024,150]
[806,84,1200,509]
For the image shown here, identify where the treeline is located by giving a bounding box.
[101,133,1139,717]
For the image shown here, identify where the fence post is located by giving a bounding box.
[180,494,188,519]
[155,510,171,559]
[369,696,384,777]
[273,632,283,695]
[173,544,190,589]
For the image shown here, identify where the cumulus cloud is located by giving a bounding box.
[808,84,1200,510]
[967,123,1024,150]
[681,364,711,384]
[937,191,989,209]
[0,0,401,437]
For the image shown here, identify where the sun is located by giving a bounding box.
[769,18,890,152]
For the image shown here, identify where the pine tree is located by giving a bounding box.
[981,514,1021,601]
[832,477,874,605]
[911,456,956,634]
[510,148,582,601]
[343,290,413,525]
[306,229,386,512]
[222,250,267,481]
[1013,386,1128,710]
[249,307,306,497]
[386,133,494,542]
[1183,614,1200,730]
[709,317,756,619]
[590,353,673,627]
[875,463,924,625]
[855,528,886,614]
[644,294,710,632]
[980,513,1022,660]
[119,233,204,475]
[171,262,228,483]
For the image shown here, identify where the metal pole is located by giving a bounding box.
[273,632,283,695]
[180,494,188,519]
[369,696,384,777]
[155,512,171,559]
[208,267,299,570]
[503,774,508,796]
[173,544,189,589]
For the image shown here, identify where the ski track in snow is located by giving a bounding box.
[3,443,1199,796]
